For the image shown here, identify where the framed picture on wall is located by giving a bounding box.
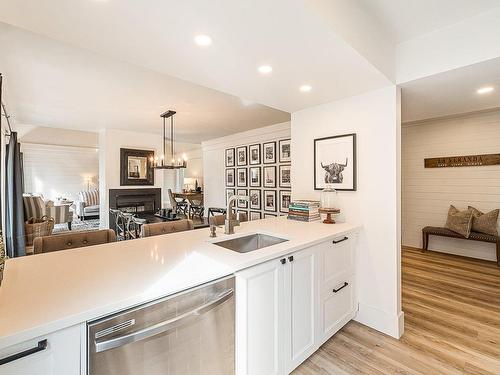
[237,168,247,187]
[226,188,235,204]
[249,144,261,165]
[279,190,291,213]
[225,148,235,167]
[264,213,276,218]
[120,148,155,186]
[237,210,248,219]
[237,189,248,208]
[225,168,235,187]
[314,133,357,191]
[249,189,261,210]
[236,146,248,166]
[263,141,276,164]
[279,139,291,163]
[250,211,262,221]
[263,166,276,188]
[249,166,261,187]
[264,190,277,212]
[279,165,291,188]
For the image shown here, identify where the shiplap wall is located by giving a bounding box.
[402,109,500,261]
[22,143,99,202]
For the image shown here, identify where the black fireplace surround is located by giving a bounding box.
[108,188,161,230]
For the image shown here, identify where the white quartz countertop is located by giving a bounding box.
[0,217,360,348]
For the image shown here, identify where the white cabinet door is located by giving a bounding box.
[284,247,317,373]
[236,257,286,375]
[0,324,82,375]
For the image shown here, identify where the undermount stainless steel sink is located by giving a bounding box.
[213,233,288,253]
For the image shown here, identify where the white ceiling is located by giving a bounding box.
[401,57,500,123]
[0,22,290,143]
[359,0,500,43]
[0,0,391,113]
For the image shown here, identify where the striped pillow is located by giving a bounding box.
[79,189,99,206]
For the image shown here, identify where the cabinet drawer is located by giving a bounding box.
[320,236,354,289]
[319,276,356,345]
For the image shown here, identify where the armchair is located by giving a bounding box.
[23,195,73,230]
[76,189,100,220]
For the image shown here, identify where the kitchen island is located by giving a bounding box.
[0,216,360,374]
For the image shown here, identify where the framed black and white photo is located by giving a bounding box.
[264,213,276,218]
[225,168,235,187]
[264,190,277,212]
[249,166,261,187]
[314,133,356,191]
[237,210,248,219]
[225,148,235,167]
[263,141,276,164]
[249,189,261,210]
[263,166,276,188]
[249,144,261,165]
[279,139,291,163]
[279,165,291,188]
[120,148,154,186]
[226,188,235,204]
[237,168,247,187]
[236,146,248,166]
[279,190,291,213]
[250,211,262,221]
[237,189,248,208]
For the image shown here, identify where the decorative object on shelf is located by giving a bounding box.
[318,208,341,224]
[279,165,291,188]
[263,166,276,188]
[314,133,356,191]
[249,166,261,187]
[237,168,248,187]
[226,168,235,187]
[279,139,291,163]
[424,153,500,168]
[287,200,320,222]
[279,190,291,213]
[120,148,155,186]
[225,148,235,167]
[152,110,187,170]
[236,146,248,166]
[263,141,276,164]
[320,183,339,210]
[249,144,261,165]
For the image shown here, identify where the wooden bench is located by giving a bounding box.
[422,226,500,266]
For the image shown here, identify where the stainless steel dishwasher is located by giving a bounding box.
[87,277,234,375]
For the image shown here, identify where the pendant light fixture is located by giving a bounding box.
[152,110,187,169]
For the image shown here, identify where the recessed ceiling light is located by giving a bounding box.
[300,84,312,92]
[258,65,273,74]
[477,86,494,94]
[194,34,212,47]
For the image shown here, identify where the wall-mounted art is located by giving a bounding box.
[120,148,155,186]
[249,144,261,165]
[279,139,291,163]
[236,146,248,166]
[424,153,500,168]
[225,148,235,167]
[314,133,356,191]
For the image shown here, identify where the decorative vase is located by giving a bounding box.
[320,184,339,210]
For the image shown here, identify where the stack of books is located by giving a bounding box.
[287,200,321,222]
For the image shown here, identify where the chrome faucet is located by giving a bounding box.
[225,195,249,234]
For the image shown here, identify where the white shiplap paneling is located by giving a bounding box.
[402,109,500,261]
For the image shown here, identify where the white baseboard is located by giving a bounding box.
[354,302,404,338]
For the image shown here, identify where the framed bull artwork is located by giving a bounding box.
[314,133,356,191]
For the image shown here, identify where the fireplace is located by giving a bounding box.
[108,188,161,230]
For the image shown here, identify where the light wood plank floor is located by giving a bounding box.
[293,246,500,375]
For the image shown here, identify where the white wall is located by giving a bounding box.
[17,125,98,148]
[292,86,402,338]
[202,122,291,212]
[402,110,500,261]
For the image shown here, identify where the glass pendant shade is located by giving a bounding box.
[320,184,339,209]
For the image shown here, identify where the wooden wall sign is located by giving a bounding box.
[424,153,500,168]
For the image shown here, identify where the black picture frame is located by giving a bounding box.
[225,148,235,167]
[279,190,291,213]
[249,166,261,187]
[237,168,247,187]
[263,141,276,164]
[314,133,357,191]
[120,148,154,186]
[264,213,277,218]
[226,168,235,187]
[263,190,277,212]
[226,188,235,204]
[249,143,261,165]
[263,165,276,188]
[237,189,248,208]
[279,139,291,163]
[249,189,261,210]
[279,164,291,188]
[236,146,248,166]
[250,211,262,221]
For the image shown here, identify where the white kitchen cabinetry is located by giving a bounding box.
[0,324,82,375]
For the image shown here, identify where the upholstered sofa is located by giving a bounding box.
[23,194,73,229]
[75,189,100,220]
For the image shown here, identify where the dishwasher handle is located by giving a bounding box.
[94,288,233,353]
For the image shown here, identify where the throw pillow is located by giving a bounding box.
[445,205,473,238]
[468,206,499,236]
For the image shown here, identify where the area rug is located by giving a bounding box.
[53,218,100,234]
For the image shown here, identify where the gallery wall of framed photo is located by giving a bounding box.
[225,137,291,220]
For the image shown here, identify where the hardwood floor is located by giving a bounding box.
[293,246,500,375]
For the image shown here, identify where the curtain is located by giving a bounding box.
[5,132,26,257]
